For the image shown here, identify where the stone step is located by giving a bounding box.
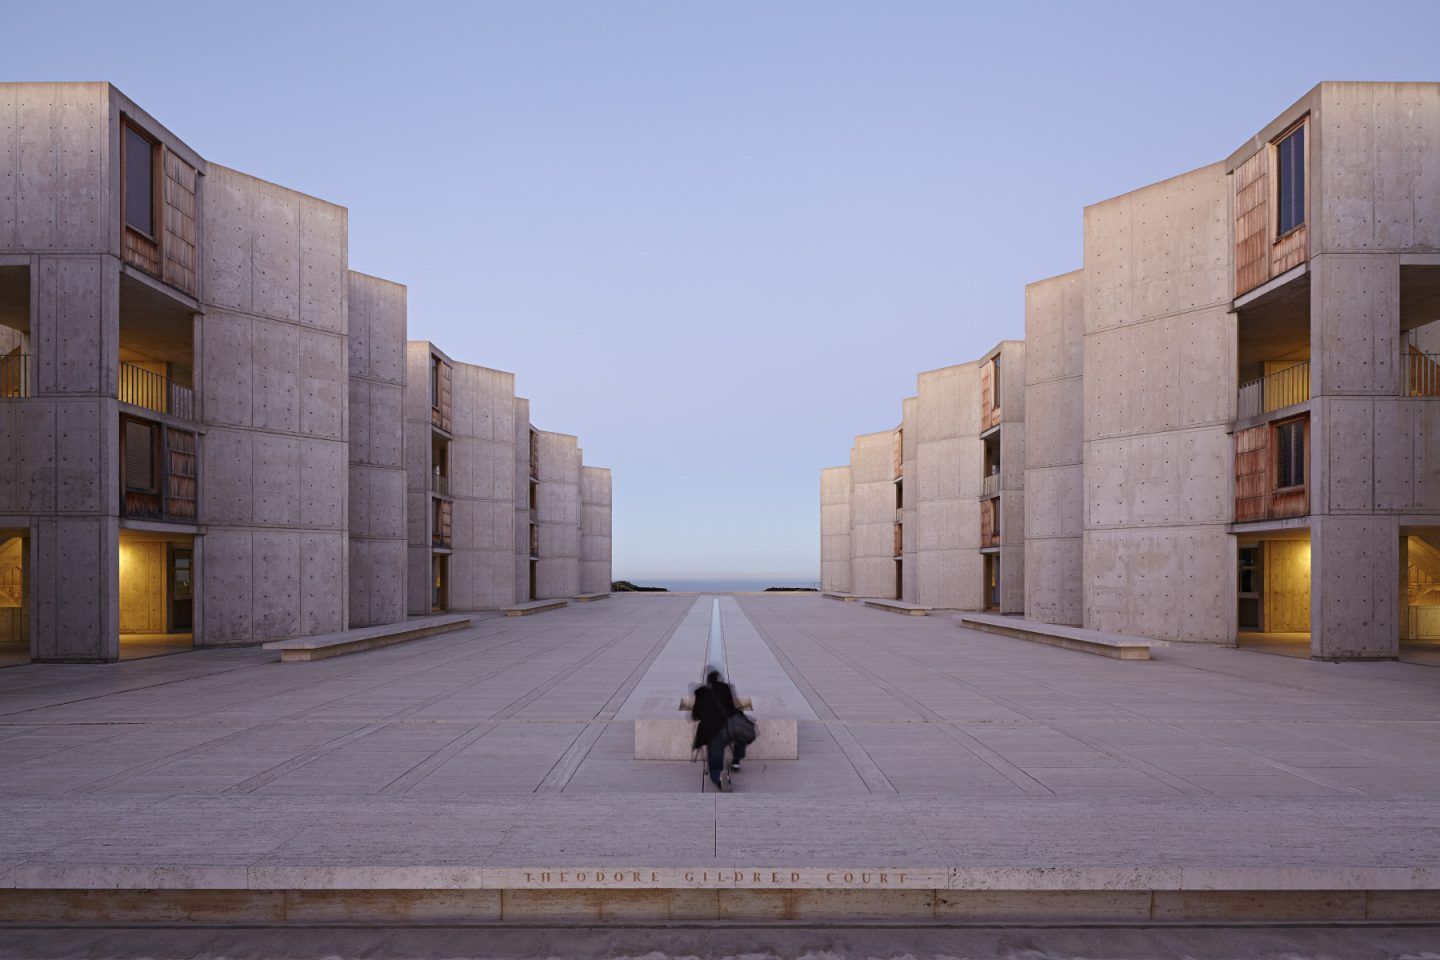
[502,599,569,617]
[573,592,610,602]
[821,591,858,602]
[261,615,471,662]
[959,613,1153,659]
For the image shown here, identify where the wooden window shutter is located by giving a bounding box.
[979,360,994,432]
[1234,425,1270,522]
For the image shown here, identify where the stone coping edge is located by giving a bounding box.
[3,865,1438,891]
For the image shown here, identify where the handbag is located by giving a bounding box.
[726,711,757,746]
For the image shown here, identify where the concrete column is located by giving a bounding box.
[1311,515,1399,659]
[31,516,118,661]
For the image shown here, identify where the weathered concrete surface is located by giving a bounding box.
[1082,162,1235,645]
[580,465,612,596]
[818,466,852,594]
[513,398,533,603]
[535,430,581,599]
[847,431,899,600]
[1024,272,1084,626]
[914,365,978,609]
[450,361,518,611]
[199,164,350,646]
[346,272,407,627]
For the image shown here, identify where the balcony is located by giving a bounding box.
[119,362,193,420]
[981,472,1000,498]
[0,354,29,398]
[1405,349,1440,397]
[1237,360,1308,420]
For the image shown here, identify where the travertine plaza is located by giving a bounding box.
[0,82,611,666]
[823,81,1440,662]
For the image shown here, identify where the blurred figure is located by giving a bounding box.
[691,669,747,789]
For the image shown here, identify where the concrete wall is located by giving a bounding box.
[1024,272,1085,624]
[118,539,165,633]
[900,396,919,604]
[535,430,581,599]
[404,341,441,615]
[819,465,852,594]
[1082,163,1236,644]
[580,465,612,595]
[198,165,349,645]
[513,399,533,604]
[850,430,899,599]
[346,272,407,626]
[996,341,1027,614]
[447,361,517,610]
[914,365,980,609]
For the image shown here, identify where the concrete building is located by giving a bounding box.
[0,82,611,665]
[823,81,1440,660]
[821,341,1025,611]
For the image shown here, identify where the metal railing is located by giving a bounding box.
[0,354,29,398]
[431,472,449,497]
[981,472,1000,498]
[1405,350,1440,397]
[1237,360,1309,419]
[119,362,194,419]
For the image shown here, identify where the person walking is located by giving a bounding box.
[691,669,747,790]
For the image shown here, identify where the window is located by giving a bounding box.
[123,419,157,492]
[123,125,156,237]
[429,356,441,408]
[991,356,1001,409]
[1276,124,1305,235]
[1276,419,1305,489]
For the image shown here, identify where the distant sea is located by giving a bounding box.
[628,578,819,593]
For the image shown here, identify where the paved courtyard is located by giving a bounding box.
[1,594,1439,885]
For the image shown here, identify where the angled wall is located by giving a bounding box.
[535,430,581,599]
[447,362,517,610]
[513,399,533,603]
[914,364,981,609]
[580,465,612,595]
[900,396,918,603]
[819,465,852,593]
[850,429,899,599]
[1024,271,1085,624]
[197,165,350,645]
[1082,163,1236,644]
[996,340,1027,614]
[346,272,407,626]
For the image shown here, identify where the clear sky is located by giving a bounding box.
[9,1,1440,580]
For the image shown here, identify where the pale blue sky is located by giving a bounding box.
[9,1,1440,580]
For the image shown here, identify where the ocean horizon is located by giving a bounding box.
[619,577,819,593]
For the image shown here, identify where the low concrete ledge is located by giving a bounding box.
[635,715,798,760]
[503,599,569,617]
[864,598,929,616]
[960,614,1151,660]
[822,591,858,602]
[261,615,471,662]
[573,593,610,602]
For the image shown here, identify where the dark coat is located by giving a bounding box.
[691,680,738,750]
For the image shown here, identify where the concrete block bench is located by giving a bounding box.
[959,613,1152,660]
[573,593,610,602]
[864,598,929,616]
[503,599,568,617]
[822,591,858,602]
[262,615,471,662]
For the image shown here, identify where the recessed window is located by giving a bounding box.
[1276,125,1305,236]
[991,356,1001,409]
[123,125,155,237]
[429,356,441,408]
[1276,419,1305,489]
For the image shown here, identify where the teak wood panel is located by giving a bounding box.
[979,360,999,432]
[980,497,999,548]
[432,360,453,433]
[161,150,198,296]
[1234,151,1269,297]
[165,427,197,521]
[122,228,160,277]
[434,498,453,548]
[1233,117,1310,299]
[1234,424,1271,522]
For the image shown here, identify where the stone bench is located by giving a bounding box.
[573,593,609,602]
[821,591,858,602]
[262,615,472,662]
[864,598,929,616]
[503,599,568,617]
[959,613,1152,660]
